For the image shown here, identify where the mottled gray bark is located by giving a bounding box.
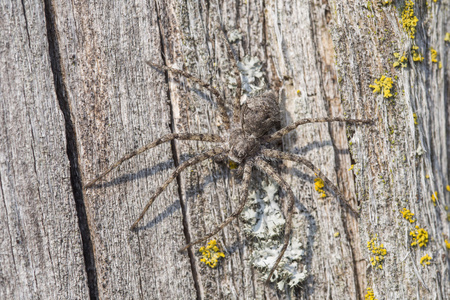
[1,0,449,299]
[0,0,89,299]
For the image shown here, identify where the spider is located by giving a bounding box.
[85,29,370,285]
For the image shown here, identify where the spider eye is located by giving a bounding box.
[228,160,239,170]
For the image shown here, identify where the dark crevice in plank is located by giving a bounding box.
[155,3,202,300]
[43,1,99,299]
[20,0,31,48]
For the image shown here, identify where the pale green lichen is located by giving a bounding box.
[241,181,307,290]
[229,56,265,97]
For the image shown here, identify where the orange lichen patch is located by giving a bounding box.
[410,226,429,248]
[365,287,378,300]
[369,76,394,98]
[419,254,432,267]
[431,191,438,206]
[314,177,326,198]
[401,1,419,39]
[199,239,225,268]
[367,235,387,270]
[401,208,416,223]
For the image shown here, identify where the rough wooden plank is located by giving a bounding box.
[50,0,198,298]
[0,0,89,299]
[329,1,450,299]
[263,1,361,298]
[32,0,450,299]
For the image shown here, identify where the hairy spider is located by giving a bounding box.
[85,30,370,285]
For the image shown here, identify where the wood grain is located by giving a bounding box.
[1,0,449,299]
[0,0,89,298]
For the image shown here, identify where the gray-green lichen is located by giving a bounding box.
[228,56,266,99]
[241,180,307,290]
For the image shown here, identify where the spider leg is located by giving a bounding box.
[85,133,223,188]
[219,25,242,125]
[179,161,252,251]
[261,149,357,214]
[130,146,225,231]
[255,157,295,285]
[264,117,372,142]
[145,61,231,129]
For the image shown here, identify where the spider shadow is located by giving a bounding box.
[148,65,217,107]
[136,161,232,231]
[133,199,182,231]
[88,154,194,189]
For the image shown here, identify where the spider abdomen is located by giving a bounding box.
[242,90,280,138]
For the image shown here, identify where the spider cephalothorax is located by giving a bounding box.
[85,29,370,285]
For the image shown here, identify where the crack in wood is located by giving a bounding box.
[155,2,202,299]
[43,1,99,299]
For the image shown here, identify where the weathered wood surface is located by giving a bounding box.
[1,0,449,299]
[0,0,89,299]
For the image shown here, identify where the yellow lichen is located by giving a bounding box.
[413,113,418,125]
[365,287,378,300]
[431,191,438,206]
[430,48,438,63]
[410,226,429,248]
[445,33,450,42]
[401,1,419,39]
[412,45,424,62]
[445,239,450,249]
[334,232,340,238]
[348,164,354,171]
[393,52,408,68]
[228,160,239,170]
[401,208,416,223]
[314,177,326,198]
[369,76,394,98]
[199,239,225,268]
[419,254,432,267]
[446,185,450,192]
[367,235,387,270]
